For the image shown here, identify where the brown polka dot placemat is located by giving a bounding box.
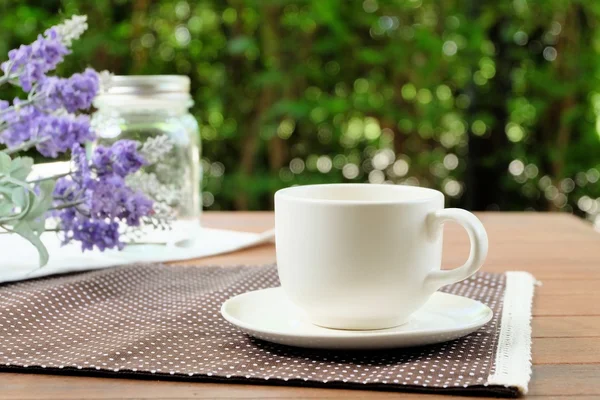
[0,264,536,397]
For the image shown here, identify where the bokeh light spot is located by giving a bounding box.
[363,0,378,13]
[443,154,459,170]
[364,118,381,140]
[368,169,385,183]
[175,25,191,46]
[416,88,432,104]
[345,117,364,140]
[442,41,458,56]
[404,177,420,186]
[289,158,305,174]
[436,85,452,101]
[587,168,600,183]
[175,1,190,19]
[447,16,460,29]
[578,196,593,212]
[354,78,370,94]
[560,178,575,193]
[456,94,471,109]
[444,179,462,197]
[210,162,225,177]
[506,123,525,142]
[471,120,487,136]
[279,168,293,182]
[401,84,417,100]
[342,163,360,179]
[372,150,393,170]
[333,154,347,169]
[317,156,333,173]
[538,175,552,190]
[550,21,562,35]
[222,8,237,24]
[141,33,155,48]
[513,31,528,46]
[473,71,487,86]
[543,46,557,61]
[524,164,538,179]
[277,119,295,139]
[202,192,215,207]
[393,159,409,177]
[544,185,559,201]
[554,193,567,208]
[509,159,525,176]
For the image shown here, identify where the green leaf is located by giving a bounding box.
[25,180,55,221]
[28,217,46,237]
[358,49,387,65]
[0,184,31,223]
[0,186,13,196]
[8,157,34,181]
[11,220,49,266]
[268,100,313,119]
[228,36,255,55]
[11,187,28,209]
[0,152,11,173]
[0,200,13,216]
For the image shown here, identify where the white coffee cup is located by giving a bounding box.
[274,183,488,330]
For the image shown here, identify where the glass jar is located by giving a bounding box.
[92,75,201,228]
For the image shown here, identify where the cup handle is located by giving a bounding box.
[424,208,488,292]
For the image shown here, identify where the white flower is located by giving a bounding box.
[98,70,114,92]
[54,15,88,47]
[126,171,181,206]
[139,135,174,165]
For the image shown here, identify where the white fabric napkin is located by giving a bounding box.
[0,222,275,284]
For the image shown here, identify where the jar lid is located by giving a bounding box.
[101,75,190,95]
[94,75,193,110]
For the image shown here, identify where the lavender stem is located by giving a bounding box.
[49,200,86,211]
[4,137,49,155]
[27,172,71,184]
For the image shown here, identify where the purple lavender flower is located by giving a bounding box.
[53,177,79,201]
[1,29,69,91]
[70,143,92,185]
[86,173,152,224]
[35,115,95,157]
[39,68,99,112]
[91,146,113,174]
[52,143,154,251]
[65,216,123,251]
[55,177,152,250]
[36,29,68,67]
[110,140,147,177]
[0,108,94,157]
[88,174,127,218]
[0,101,43,146]
[56,207,77,226]
[92,140,147,177]
[122,191,153,226]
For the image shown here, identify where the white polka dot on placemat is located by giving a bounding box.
[0,264,507,394]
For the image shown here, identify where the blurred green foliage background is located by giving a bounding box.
[2,0,600,222]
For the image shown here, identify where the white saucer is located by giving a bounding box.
[221,287,493,350]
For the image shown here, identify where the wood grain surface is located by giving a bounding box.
[2,211,599,399]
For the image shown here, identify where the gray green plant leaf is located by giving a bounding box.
[0,152,10,173]
[26,180,55,221]
[8,157,33,182]
[0,199,13,215]
[11,186,28,209]
[11,220,49,266]
[0,154,53,265]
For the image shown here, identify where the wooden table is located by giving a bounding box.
[3,212,600,399]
